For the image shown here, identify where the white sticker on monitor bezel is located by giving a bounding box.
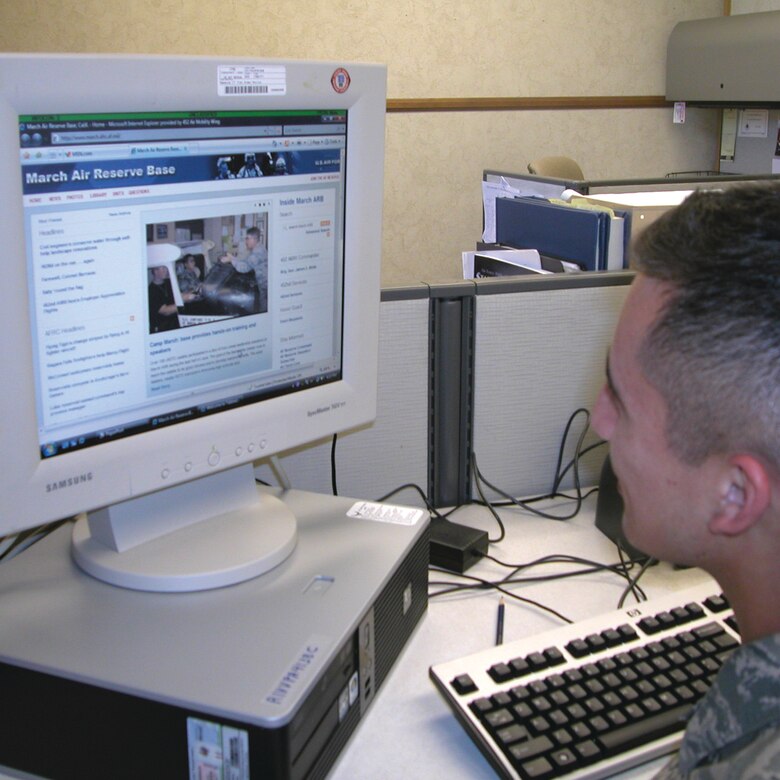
[218,65,287,97]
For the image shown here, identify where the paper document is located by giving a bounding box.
[463,248,544,279]
[482,180,519,243]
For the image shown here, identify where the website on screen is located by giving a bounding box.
[19,110,348,457]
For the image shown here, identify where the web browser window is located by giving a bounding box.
[19,110,348,458]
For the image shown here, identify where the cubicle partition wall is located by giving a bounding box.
[470,272,633,502]
[258,273,634,510]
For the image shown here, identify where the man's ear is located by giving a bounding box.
[709,454,771,536]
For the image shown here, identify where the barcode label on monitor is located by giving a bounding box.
[218,65,287,97]
[223,85,270,95]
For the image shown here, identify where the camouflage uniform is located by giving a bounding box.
[654,634,780,778]
[233,245,268,291]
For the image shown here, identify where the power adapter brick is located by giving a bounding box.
[429,517,489,573]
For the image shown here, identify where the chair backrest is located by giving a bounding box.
[527,155,584,179]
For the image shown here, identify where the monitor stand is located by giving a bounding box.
[71,464,297,592]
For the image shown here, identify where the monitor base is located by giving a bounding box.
[71,465,297,592]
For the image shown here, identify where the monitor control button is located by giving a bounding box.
[207,449,220,467]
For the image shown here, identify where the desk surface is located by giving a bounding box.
[0,494,713,780]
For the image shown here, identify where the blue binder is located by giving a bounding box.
[495,196,609,271]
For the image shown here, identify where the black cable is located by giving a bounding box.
[376,482,455,521]
[617,555,656,608]
[428,568,573,624]
[330,433,339,495]
[491,550,648,602]
[615,544,647,605]
[553,440,606,494]
[468,407,599,521]
[0,518,73,563]
[550,407,590,495]
[472,458,586,521]
[470,452,506,544]
[432,551,644,597]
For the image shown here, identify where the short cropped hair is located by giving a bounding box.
[246,226,261,239]
[633,184,780,467]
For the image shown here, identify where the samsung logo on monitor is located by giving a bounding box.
[46,473,93,493]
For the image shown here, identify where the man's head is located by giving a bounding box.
[634,185,780,468]
[151,265,169,282]
[245,226,261,249]
[592,185,780,566]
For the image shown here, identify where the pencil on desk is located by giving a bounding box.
[496,597,505,645]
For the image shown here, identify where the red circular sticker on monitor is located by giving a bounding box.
[331,68,351,93]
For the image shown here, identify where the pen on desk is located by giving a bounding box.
[496,597,505,645]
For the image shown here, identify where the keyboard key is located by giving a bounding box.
[517,755,554,778]
[694,621,727,639]
[656,611,677,628]
[484,708,514,730]
[601,628,623,647]
[488,662,514,683]
[585,633,607,651]
[544,647,565,666]
[496,723,530,747]
[451,673,477,695]
[570,721,592,740]
[638,616,663,634]
[511,656,532,676]
[617,623,639,641]
[513,702,533,719]
[574,739,600,761]
[530,715,551,734]
[551,728,573,746]
[527,651,549,670]
[565,637,590,658]
[546,674,566,690]
[508,734,554,762]
[550,748,578,770]
[704,594,730,612]
[511,684,532,701]
[599,703,693,754]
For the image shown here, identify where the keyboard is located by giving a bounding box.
[429,580,739,780]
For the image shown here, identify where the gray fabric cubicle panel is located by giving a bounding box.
[471,273,633,501]
[254,286,431,506]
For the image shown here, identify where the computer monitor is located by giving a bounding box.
[0,53,386,592]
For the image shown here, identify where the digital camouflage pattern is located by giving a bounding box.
[655,634,780,778]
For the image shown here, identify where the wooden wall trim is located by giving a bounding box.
[386,95,671,113]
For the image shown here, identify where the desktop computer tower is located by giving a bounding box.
[0,488,429,780]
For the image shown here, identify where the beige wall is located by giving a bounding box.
[0,0,724,286]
